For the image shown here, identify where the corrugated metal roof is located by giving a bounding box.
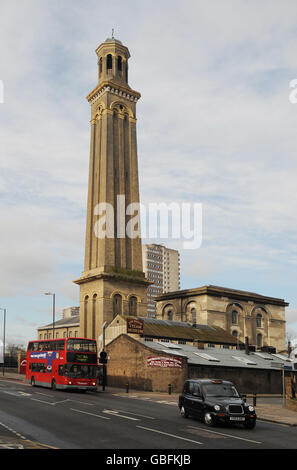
[139,340,293,371]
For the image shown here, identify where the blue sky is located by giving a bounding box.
[0,0,297,347]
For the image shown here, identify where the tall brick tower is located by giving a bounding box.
[74,37,150,340]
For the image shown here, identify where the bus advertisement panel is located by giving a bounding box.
[26,338,102,391]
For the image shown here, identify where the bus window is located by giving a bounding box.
[67,339,97,353]
[64,364,97,378]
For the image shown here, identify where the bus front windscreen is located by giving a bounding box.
[67,339,97,353]
[64,364,97,378]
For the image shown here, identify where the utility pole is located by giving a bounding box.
[282,366,286,407]
[0,308,6,376]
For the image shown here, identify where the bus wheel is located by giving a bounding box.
[31,377,35,387]
[51,379,56,391]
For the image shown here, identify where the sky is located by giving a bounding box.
[0,0,297,347]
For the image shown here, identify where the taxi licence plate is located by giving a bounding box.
[229,417,245,421]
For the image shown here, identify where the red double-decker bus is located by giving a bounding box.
[26,338,103,392]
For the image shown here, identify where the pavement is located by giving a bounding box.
[1,371,297,428]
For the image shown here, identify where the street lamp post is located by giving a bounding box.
[0,308,6,376]
[282,366,286,408]
[44,293,56,340]
[101,321,108,391]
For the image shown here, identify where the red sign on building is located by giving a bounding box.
[147,356,183,368]
[127,318,144,335]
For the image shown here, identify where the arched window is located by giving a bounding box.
[92,294,97,339]
[113,294,122,318]
[191,308,197,325]
[117,56,122,71]
[84,295,89,338]
[257,333,262,348]
[231,310,238,324]
[232,330,238,338]
[99,57,103,75]
[256,313,262,328]
[167,310,173,321]
[106,54,113,70]
[129,296,137,316]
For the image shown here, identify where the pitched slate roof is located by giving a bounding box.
[38,315,80,330]
[155,285,289,307]
[124,316,241,345]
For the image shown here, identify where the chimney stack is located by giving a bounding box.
[193,340,205,349]
[288,341,292,358]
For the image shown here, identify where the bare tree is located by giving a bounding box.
[6,343,26,356]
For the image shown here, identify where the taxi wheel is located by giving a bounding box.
[203,411,214,426]
[180,406,189,418]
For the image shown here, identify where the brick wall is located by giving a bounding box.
[188,365,284,394]
[105,334,187,392]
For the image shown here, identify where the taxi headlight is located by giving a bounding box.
[248,405,254,412]
[214,405,221,411]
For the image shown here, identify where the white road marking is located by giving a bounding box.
[103,410,139,421]
[71,408,110,420]
[187,426,262,444]
[137,426,203,445]
[68,399,94,406]
[108,409,155,420]
[30,398,70,406]
[0,421,27,440]
[35,392,53,397]
[2,391,31,397]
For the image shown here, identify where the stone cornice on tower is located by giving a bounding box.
[87,80,141,106]
[74,267,152,287]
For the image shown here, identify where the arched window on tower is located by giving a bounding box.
[84,296,89,338]
[191,308,197,325]
[106,54,113,71]
[92,294,97,339]
[99,57,103,76]
[257,333,263,348]
[113,294,122,318]
[256,313,262,328]
[117,56,122,71]
[129,296,137,316]
[231,310,238,325]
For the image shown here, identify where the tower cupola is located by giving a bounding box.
[96,37,130,87]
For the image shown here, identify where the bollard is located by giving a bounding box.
[253,393,257,407]
[126,382,129,393]
[168,384,172,395]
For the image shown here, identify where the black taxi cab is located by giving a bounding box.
[179,379,256,429]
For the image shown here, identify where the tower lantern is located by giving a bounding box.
[96,38,130,87]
